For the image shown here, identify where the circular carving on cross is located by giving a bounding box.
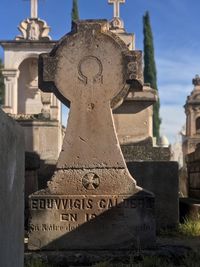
[82,173,100,190]
[78,56,103,85]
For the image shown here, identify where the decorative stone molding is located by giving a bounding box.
[16,18,51,41]
[109,17,124,30]
[2,69,20,79]
[9,114,37,120]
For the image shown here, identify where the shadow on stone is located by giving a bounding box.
[28,191,155,251]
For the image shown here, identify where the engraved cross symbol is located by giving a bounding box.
[108,0,125,18]
[82,173,100,190]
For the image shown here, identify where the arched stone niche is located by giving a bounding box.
[18,57,43,114]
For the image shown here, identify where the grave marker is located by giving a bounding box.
[28,20,155,250]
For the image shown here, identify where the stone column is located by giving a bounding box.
[190,108,195,136]
[2,69,19,114]
[185,109,190,136]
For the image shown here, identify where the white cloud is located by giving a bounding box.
[159,83,191,106]
[157,54,200,84]
[160,104,185,144]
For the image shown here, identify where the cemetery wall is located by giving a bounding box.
[0,109,24,267]
[127,161,179,230]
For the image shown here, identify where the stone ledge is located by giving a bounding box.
[121,143,171,162]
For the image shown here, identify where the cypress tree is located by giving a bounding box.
[143,11,161,140]
[0,59,4,106]
[71,0,79,22]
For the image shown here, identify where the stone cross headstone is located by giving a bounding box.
[28,20,155,250]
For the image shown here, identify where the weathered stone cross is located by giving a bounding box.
[108,0,125,18]
[28,20,155,251]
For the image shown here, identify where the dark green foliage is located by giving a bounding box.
[0,58,4,106]
[71,0,79,22]
[143,11,161,140]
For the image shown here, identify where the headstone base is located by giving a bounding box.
[28,190,155,250]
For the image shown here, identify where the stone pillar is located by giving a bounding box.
[2,69,19,114]
[190,108,195,136]
[185,109,190,136]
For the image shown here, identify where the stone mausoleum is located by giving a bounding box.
[0,0,62,169]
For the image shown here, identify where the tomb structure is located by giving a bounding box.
[180,75,200,219]
[183,75,200,157]
[180,144,200,220]
[0,0,62,167]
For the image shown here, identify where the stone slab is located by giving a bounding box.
[127,161,179,230]
[0,109,24,267]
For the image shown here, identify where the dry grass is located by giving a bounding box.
[179,217,200,237]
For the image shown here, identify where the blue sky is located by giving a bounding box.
[1,0,200,143]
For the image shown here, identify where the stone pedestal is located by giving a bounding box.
[28,20,155,251]
[114,85,157,145]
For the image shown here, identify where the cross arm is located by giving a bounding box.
[38,53,70,106]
